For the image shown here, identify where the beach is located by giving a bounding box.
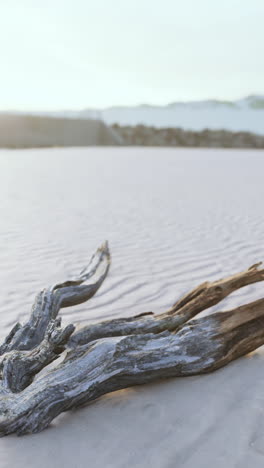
[0,147,264,467]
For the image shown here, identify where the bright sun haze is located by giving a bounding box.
[0,0,264,110]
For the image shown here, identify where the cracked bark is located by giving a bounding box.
[0,243,264,436]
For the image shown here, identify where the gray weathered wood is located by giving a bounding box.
[0,241,110,355]
[70,262,264,346]
[0,245,264,436]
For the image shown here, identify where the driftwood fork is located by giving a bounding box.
[0,242,264,436]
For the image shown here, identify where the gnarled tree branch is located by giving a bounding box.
[0,245,264,436]
[0,241,110,355]
[69,262,264,347]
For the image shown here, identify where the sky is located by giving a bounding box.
[0,0,263,110]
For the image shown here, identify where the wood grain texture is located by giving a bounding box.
[0,245,264,436]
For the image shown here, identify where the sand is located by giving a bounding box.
[0,147,264,467]
[0,114,119,147]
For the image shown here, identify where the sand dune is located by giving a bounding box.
[0,114,119,147]
[0,147,264,467]
[1,113,263,149]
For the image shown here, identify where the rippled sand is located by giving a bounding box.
[0,147,264,467]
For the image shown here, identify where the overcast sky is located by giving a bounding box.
[0,0,263,110]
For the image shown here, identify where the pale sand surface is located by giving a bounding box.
[0,147,264,467]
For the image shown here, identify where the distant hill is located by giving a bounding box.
[33,95,264,135]
[1,97,264,148]
[0,114,120,148]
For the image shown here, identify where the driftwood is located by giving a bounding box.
[0,243,264,436]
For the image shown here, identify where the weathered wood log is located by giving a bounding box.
[1,319,75,393]
[0,241,110,355]
[0,244,264,436]
[69,262,264,346]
